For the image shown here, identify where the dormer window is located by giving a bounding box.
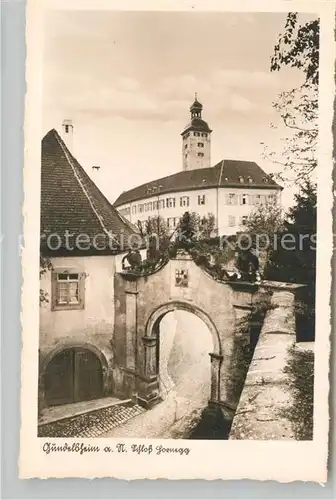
[263,177,268,183]
[201,133,207,138]
[239,176,244,183]
[248,176,253,183]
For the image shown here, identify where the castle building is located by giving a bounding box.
[114,97,282,235]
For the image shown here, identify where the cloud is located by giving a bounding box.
[229,94,255,112]
[115,77,140,92]
[211,69,280,89]
[159,74,211,100]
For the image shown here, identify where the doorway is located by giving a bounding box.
[44,347,104,406]
[157,310,213,406]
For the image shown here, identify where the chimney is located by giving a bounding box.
[62,119,74,152]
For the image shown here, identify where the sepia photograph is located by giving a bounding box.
[19,0,333,481]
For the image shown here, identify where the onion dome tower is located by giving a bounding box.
[181,94,212,171]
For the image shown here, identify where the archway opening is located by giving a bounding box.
[157,309,213,412]
[44,347,104,407]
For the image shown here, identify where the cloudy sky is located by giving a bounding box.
[42,10,313,207]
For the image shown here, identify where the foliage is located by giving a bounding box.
[264,181,316,340]
[176,211,201,247]
[39,255,53,306]
[268,13,319,184]
[199,213,216,240]
[271,13,319,85]
[244,200,284,242]
[283,345,314,440]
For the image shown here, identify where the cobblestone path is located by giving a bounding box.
[38,402,145,438]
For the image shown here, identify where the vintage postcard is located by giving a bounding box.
[20,0,334,481]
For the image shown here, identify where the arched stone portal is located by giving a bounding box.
[141,301,223,408]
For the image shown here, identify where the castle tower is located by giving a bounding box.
[181,94,212,171]
[62,119,74,152]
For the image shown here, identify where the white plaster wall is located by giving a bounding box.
[182,131,211,171]
[217,187,281,235]
[40,255,115,353]
[116,186,281,235]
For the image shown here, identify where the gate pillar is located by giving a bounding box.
[137,336,161,408]
[209,352,223,404]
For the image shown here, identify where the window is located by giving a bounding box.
[197,142,204,148]
[152,200,158,210]
[159,199,165,209]
[132,205,137,214]
[239,176,244,183]
[184,144,188,149]
[167,217,178,229]
[166,197,175,208]
[248,176,253,184]
[227,193,237,205]
[185,153,188,158]
[180,196,189,207]
[197,152,204,158]
[138,204,144,213]
[65,125,69,133]
[52,271,85,311]
[228,215,236,227]
[268,194,276,202]
[198,194,206,205]
[201,133,207,138]
[241,194,248,205]
[194,132,200,137]
[241,216,248,226]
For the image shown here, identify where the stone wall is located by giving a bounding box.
[229,283,304,440]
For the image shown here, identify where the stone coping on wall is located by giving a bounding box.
[229,287,304,440]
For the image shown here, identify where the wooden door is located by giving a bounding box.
[44,349,75,406]
[74,348,103,402]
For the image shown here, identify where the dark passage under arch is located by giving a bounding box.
[44,347,104,406]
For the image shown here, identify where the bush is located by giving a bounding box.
[282,346,314,440]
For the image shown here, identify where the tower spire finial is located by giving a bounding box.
[195,92,198,100]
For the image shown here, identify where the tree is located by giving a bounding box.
[40,255,53,306]
[264,181,317,340]
[137,216,171,266]
[243,200,284,272]
[267,13,319,184]
[199,213,216,240]
[176,211,200,247]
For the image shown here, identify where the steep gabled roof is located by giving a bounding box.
[41,129,138,254]
[113,159,282,207]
